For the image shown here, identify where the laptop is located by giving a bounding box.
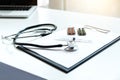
[0,0,37,18]
[0,62,47,80]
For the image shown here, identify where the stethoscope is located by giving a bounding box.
[10,23,78,52]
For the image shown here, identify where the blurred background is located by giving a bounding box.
[39,0,120,17]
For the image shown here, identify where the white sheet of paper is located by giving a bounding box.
[27,28,119,68]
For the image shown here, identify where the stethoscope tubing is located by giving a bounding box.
[15,42,63,48]
[13,23,62,48]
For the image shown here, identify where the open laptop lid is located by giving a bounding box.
[0,0,37,18]
[0,0,37,6]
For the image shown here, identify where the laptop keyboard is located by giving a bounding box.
[0,6,31,10]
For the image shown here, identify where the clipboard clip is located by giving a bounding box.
[84,25,110,33]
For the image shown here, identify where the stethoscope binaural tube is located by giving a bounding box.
[13,23,57,47]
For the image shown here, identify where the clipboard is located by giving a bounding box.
[16,28,120,73]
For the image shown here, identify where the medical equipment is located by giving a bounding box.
[2,24,118,73]
[84,25,110,33]
[77,28,86,36]
[3,23,78,52]
[64,37,78,51]
[67,27,75,35]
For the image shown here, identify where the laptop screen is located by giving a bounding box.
[0,0,37,6]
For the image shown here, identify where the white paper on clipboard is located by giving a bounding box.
[29,27,119,68]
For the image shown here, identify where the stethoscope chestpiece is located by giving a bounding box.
[64,46,78,52]
[64,37,78,52]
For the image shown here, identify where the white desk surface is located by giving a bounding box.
[0,7,120,80]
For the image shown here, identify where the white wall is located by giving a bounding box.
[49,0,120,17]
[38,0,49,7]
[65,0,120,17]
[49,0,65,10]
